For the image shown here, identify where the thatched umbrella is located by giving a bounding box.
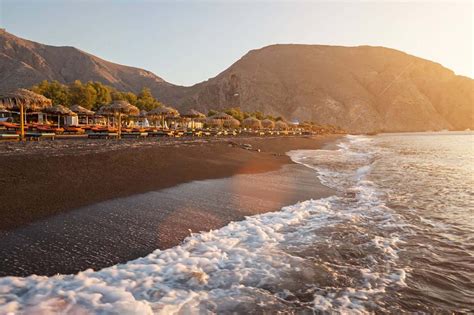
[242,117,262,130]
[71,105,94,116]
[223,117,241,129]
[46,105,77,128]
[0,89,52,140]
[181,109,205,119]
[287,122,298,130]
[146,107,162,128]
[100,101,139,137]
[71,104,94,125]
[211,112,233,120]
[298,122,311,131]
[206,117,224,128]
[275,120,288,130]
[261,119,275,129]
[148,106,179,129]
[181,109,205,129]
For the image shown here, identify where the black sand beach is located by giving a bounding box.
[0,135,338,276]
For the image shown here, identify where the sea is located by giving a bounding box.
[0,132,473,314]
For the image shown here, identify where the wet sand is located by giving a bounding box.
[0,135,338,276]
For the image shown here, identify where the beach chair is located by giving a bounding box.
[64,126,85,134]
[25,132,56,141]
[121,132,148,139]
[0,134,20,141]
[88,132,119,139]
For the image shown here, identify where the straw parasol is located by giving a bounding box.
[298,122,311,130]
[223,117,241,129]
[287,122,298,130]
[100,101,139,137]
[206,117,224,128]
[0,89,52,140]
[242,117,262,130]
[181,109,205,119]
[46,105,77,128]
[71,104,95,125]
[261,119,275,129]
[181,109,205,129]
[275,120,288,130]
[71,105,95,116]
[211,112,233,120]
[148,106,180,129]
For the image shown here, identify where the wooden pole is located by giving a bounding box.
[20,104,25,141]
[118,113,122,139]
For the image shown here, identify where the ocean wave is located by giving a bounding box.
[0,135,410,314]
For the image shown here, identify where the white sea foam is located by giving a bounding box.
[0,135,410,314]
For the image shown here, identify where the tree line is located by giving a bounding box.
[32,80,332,127]
[209,108,283,122]
[31,80,163,111]
[32,80,285,121]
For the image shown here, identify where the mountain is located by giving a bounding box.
[1,30,472,132]
[0,29,173,94]
[174,45,473,132]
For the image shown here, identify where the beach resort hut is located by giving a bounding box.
[223,117,241,129]
[100,101,140,137]
[46,105,77,128]
[242,117,262,130]
[261,119,275,129]
[0,89,52,140]
[71,105,95,125]
[275,120,288,130]
[181,109,205,129]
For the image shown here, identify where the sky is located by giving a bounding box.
[0,0,472,86]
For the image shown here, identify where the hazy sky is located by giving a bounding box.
[1,0,472,86]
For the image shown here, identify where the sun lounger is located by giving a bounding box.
[25,132,56,141]
[88,132,119,139]
[0,134,20,141]
[64,126,85,134]
[121,132,148,138]
[55,134,88,140]
[148,131,168,137]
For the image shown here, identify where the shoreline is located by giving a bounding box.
[0,135,339,276]
[0,135,339,231]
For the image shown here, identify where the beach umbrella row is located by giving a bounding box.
[0,89,296,138]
